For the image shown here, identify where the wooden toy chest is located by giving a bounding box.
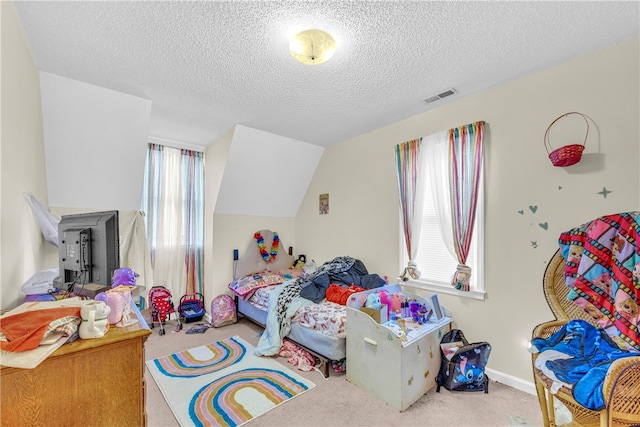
[346,284,452,411]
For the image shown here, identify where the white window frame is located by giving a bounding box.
[399,147,486,301]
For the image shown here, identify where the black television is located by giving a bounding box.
[57,210,120,290]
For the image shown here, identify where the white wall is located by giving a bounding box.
[296,37,640,390]
[0,2,51,309]
[40,72,152,211]
[215,125,324,217]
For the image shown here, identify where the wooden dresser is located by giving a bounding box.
[1,316,151,426]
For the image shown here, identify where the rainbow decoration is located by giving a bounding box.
[146,336,315,427]
[254,231,279,262]
[152,336,246,377]
[188,368,311,427]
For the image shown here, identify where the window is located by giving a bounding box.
[400,130,485,300]
[141,143,205,298]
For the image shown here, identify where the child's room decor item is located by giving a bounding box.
[104,267,138,327]
[436,328,491,393]
[211,294,237,327]
[148,285,183,335]
[544,111,589,167]
[79,300,111,339]
[178,293,206,323]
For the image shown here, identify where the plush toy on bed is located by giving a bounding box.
[292,255,307,270]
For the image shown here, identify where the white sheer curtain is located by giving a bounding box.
[141,144,204,299]
[423,131,456,258]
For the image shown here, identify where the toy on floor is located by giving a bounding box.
[178,293,206,323]
[148,285,183,335]
[211,294,237,327]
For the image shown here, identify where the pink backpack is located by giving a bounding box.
[211,294,237,327]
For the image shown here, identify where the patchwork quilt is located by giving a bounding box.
[559,211,640,351]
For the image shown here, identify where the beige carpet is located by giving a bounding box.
[144,317,543,427]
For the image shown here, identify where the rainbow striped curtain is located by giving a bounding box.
[448,121,484,291]
[395,138,424,281]
[141,143,205,297]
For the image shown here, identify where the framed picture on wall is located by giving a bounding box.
[430,293,444,321]
[319,193,329,215]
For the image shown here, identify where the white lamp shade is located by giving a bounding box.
[289,29,336,65]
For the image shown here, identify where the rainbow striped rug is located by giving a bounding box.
[146,335,315,427]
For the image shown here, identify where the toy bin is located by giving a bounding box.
[346,284,452,411]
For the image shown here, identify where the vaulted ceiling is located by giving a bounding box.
[14,1,639,148]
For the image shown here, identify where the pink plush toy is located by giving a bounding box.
[378,290,390,316]
[389,292,404,314]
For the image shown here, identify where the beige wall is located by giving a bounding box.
[1,2,51,309]
[209,214,296,297]
[296,37,640,389]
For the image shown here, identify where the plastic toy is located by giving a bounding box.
[79,300,111,339]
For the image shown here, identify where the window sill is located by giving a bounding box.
[400,279,486,301]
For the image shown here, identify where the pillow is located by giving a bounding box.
[228,271,285,297]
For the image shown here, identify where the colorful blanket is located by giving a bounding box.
[559,211,640,351]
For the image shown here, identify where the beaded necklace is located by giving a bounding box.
[254,231,279,262]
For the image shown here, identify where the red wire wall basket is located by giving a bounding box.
[544,112,589,167]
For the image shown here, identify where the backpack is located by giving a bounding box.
[436,329,492,393]
[211,294,237,328]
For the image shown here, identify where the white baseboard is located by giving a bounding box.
[486,367,536,396]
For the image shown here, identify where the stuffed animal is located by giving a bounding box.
[79,300,111,339]
[112,267,137,287]
[379,290,390,316]
[107,266,138,327]
[365,293,382,310]
[389,292,404,314]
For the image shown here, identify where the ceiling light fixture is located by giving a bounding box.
[289,29,336,65]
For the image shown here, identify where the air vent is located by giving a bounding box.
[424,88,457,104]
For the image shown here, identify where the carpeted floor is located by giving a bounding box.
[143,316,544,427]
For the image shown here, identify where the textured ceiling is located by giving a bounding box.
[14,1,640,148]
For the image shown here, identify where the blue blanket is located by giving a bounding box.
[531,319,638,410]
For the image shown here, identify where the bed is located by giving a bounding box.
[228,229,385,376]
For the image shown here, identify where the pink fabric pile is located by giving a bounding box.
[278,339,315,371]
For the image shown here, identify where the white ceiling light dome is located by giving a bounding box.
[289,29,336,65]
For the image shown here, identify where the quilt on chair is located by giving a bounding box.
[559,211,640,351]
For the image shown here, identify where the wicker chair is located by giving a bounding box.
[532,249,640,427]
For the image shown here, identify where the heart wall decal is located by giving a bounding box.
[539,222,548,230]
[529,205,538,214]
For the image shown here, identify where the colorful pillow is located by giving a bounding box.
[228,271,285,297]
